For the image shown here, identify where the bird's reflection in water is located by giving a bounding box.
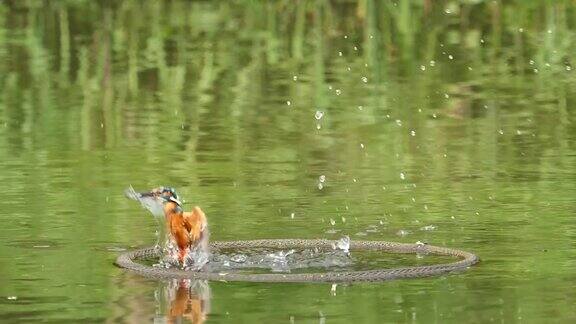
[154,279,211,324]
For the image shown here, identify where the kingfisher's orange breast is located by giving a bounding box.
[164,204,207,262]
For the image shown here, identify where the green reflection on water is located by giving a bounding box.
[1,0,576,323]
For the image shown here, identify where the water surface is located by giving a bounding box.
[1,1,576,323]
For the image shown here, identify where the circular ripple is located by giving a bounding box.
[115,239,479,283]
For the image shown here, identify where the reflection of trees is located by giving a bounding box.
[1,0,574,153]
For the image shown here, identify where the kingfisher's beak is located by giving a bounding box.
[138,191,157,198]
[124,186,161,201]
[136,186,165,198]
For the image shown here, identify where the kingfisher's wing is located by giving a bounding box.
[183,206,209,251]
[124,186,165,218]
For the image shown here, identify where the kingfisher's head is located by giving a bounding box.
[144,186,182,207]
[126,185,183,217]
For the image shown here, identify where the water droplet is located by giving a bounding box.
[357,105,363,111]
[519,28,524,33]
[318,183,324,190]
[432,113,437,118]
[400,172,406,180]
[448,54,454,60]
[7,296,17,301]
[395,119,402,126]
[331,283,337,296]
[420,65,426,71]
[315,111,324,120]
[338,51,343,56]
[410,130,416,136]
[396,229,410,237]
[293,75,298,81]
[100,123,104,128]
[361,76,368,83]
[344,35,348,39]
[319,175,326,183]
[316,124,321,130]
[353,46,358,51]
[290,212,295,219]
[286,100,291,106]
[566,66,572,71]
[328,85,333,90]
[347,66,351,71]
[430,60,436,67]
[330,218,336,226]
[341,216,346,223]
[360,143,365,149]
[529,60,535,65]
[444,93,450,99]
[480,38,485,43]
[498,129,504,135]
[420,225,436,231]
[335,89,342,96]
[533,68,539,73]
[547,29,552,34]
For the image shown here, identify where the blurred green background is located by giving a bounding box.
[0,0,575,322]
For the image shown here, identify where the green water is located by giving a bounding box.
[1,1,576,323]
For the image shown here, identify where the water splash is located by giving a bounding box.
[124,185,165,218]
[209,247,353,273]
[333,236,350,255]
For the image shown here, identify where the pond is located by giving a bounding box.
[1,1,575,323]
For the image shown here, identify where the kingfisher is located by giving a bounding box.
[125,186,209,267]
